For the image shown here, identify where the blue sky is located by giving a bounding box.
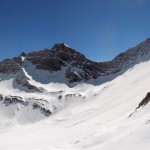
[0,0,150,61]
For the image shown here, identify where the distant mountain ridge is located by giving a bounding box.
[0,38,150,90]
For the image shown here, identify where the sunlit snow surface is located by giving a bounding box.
[0,61,150,149]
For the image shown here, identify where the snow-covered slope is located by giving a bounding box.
[0,58,150,149]
[1,39,150,149]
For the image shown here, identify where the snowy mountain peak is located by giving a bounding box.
[51,43,71,52]
[1,38,150,90]
[52,43,70,48]
[51,43,86,60]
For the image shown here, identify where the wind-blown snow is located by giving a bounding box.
[0,60,150,149]
[64,43,69,47]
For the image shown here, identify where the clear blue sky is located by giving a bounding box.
[0,0,150,61]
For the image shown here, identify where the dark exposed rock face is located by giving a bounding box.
[1,39,150,84]
[110,38,150,70]
[0,93,51,116]
[0,94,3,100]
[3,96,24,105]
[65,71,82,83]
[0,95,25,106]
[32,103,51,116]
[52,43,86,62]
[20,43,114,83]
[0,58,20,74]
[129,92,150,117]
[0,58,40,91]
[15,71,40,91]
[136,92,150,109]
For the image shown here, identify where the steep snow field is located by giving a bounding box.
[0,60,150,149]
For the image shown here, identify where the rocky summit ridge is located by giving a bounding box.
[0,38,150,90]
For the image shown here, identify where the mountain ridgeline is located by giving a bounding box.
[0,38,150,90]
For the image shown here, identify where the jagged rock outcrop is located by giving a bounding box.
[15,70,40,91]
[129,92,150,117]
[0,58,40,91]
[32,103,51,116]
[0,58,20,74]
[65,71,82,83]
[136,92,150,109]
[0,94,51,116]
